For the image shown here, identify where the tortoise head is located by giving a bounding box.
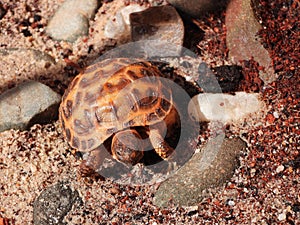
[111,129,144,165]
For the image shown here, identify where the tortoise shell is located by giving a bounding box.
[59,58,173,152]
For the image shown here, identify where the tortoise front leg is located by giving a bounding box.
[149,129,174,159]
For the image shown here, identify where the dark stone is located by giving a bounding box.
[168,0,228,17]
[0,3,6,20]
[198,64,243,93]
[33,182,81,225]
[211,65,243,93]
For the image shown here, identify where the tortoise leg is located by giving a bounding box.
[79,148,107,181]
[149,129,174,159]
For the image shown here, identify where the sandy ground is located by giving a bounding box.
[0,0,299,224]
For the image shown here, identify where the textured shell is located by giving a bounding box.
[59,58,173,152]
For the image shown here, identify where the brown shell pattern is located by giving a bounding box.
[59,58,173,152]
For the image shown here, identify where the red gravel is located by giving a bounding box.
[74,0,300,223]
[253,0,299,79]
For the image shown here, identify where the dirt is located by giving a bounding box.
[0,0,299,224]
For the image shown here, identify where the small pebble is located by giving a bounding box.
[273,188,279,195]
[278,212,286,221]
[273,111,279,118]
[250,168,256,177]
[227,200,235,206]
[110,187,121,195]
[276,165,284,173]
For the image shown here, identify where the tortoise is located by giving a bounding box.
[59,58,180,167]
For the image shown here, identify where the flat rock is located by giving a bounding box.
[226,0,276,83]
[130,5,184,47]
[0,81,61,132]
[167,0,227,17]
[154,137,246,207]
[188,92,265,123]
[46,0,99,42]
[33,182,81,225]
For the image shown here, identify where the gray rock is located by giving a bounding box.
[130,5,184,47]
[154,137,246,207]
[167,0,227,17]
[46,0,99,42]
[33,182,81,225]
[225,0,276,84]
[0,81,61,132]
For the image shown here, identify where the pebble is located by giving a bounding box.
[225,0,276,84]
[167,0,227,17]
[104,4,147,41]
[227,199,235,206]
[46,0,99,42]
[154,137,246,207]
[188,92,265,123]
[273,111,279,118]
[109,187,121,195]
[278,212,286,221]
[130,5,184,48]
[276,165,285,173]
[33,182,81,225]
[0,81,61,132]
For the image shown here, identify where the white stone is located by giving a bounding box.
[276,165,284,173]
[188,92,265,123]
[104,4,146,39]
[227,200,235,206]
[278,212,286,221]
[104,12,126,39]
[273,111,279,118]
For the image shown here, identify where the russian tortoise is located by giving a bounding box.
[59,58,181,168]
